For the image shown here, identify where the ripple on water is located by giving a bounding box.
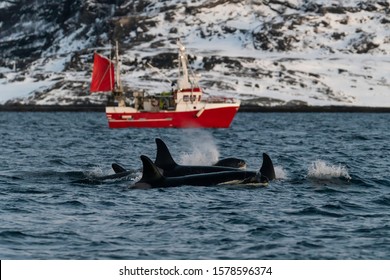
[372,195,390,207]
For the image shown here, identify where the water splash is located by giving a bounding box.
[85,166,112,177]
[274,166,288,180]
[178,130,220,165]
[307,160,351,180]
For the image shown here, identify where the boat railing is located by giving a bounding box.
[203,96,237,104]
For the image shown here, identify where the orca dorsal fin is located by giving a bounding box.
[140,155,164,183]
[154,138,178,170]
[112,163,127,174]
[259,153,276,182]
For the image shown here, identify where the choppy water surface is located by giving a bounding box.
[1,112,389,259]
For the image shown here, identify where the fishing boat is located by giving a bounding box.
[90,41,240,128]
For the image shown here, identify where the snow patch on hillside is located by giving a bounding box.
[0,0,389,107]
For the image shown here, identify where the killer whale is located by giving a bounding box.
[73,163,135,184]
[213,157,246,169]
[130,153,275,189]
[154,138,248,177]
[111,157,246,175]
[110,138,247,177]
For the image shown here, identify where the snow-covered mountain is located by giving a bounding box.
[0,0,389,107]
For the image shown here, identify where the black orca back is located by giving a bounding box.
[213,157,246,169]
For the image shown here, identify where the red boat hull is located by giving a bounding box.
[106,106,239,128]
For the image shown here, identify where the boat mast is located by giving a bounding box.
[114,41,123,93]
[177,40,191,90]
[113,41,126,107]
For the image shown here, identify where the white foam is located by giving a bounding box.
[274,166,288,180]
[307,160,351,180]
[85,166,112,177]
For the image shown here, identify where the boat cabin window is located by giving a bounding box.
[183,95,189,102]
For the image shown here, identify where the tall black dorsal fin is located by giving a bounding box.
[140,155,164,183]
[154,138,178,170]
[260,153,276,182]
[112,163,127,174]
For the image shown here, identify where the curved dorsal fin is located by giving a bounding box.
[154,138,178,170]
[112,163,127,174]
[260,153,276,182]
[140,155,164,183]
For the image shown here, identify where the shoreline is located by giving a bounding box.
[0,104,390,113]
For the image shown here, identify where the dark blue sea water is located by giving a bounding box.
[1,112,389,259]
